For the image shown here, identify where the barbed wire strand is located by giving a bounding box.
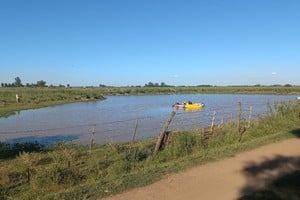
[0,101,275,143]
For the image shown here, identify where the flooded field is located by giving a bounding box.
[0,94,297,144]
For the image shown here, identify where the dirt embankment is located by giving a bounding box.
[104,138,300,200]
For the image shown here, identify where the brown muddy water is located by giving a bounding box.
[0,94,297,145]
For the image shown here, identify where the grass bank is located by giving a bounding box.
[72,85,300,95]
[1,86,300,117]
[0,101,299,199]
[0,87,105,117]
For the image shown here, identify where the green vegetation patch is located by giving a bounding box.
[0,87,105,117]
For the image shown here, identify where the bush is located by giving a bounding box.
[0,142,44,159]
[166,132,200,159]
[37,166,85,186]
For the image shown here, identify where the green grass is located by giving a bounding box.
[1,101,300,199]
[0,87,105,117]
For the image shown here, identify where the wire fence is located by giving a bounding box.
[0,101,274,145]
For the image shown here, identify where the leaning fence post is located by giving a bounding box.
[153,111,176,155]
[131,119,139,143]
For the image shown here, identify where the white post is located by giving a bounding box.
[16,93,19,103]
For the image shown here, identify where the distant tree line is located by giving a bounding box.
[1,77,295,88]
[1,77,48,88]
[144,82,173,87]
[230,84,294,87]
[98,82,173,88]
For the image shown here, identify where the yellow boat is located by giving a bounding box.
[184,102,204,110]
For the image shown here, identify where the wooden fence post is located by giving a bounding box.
[131,119,139,143]
[89,124,96,156]
[210,111,216,134]
[218,117,224,130]
[27,167,30,184]
[130,119,139,163]
[247,106,253,128]
[237,103,248,142]
[237,102,242,133]
[153,111,176,155]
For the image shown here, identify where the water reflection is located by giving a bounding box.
[5,135,79,146]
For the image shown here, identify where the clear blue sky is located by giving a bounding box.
[1,0,299,86]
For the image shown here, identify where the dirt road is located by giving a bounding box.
[104,138,300,200]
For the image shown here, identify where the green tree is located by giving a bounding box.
[14,77,23,87]
[36,80,47,87]
[145,82,154,87]
[161,82,166,87]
